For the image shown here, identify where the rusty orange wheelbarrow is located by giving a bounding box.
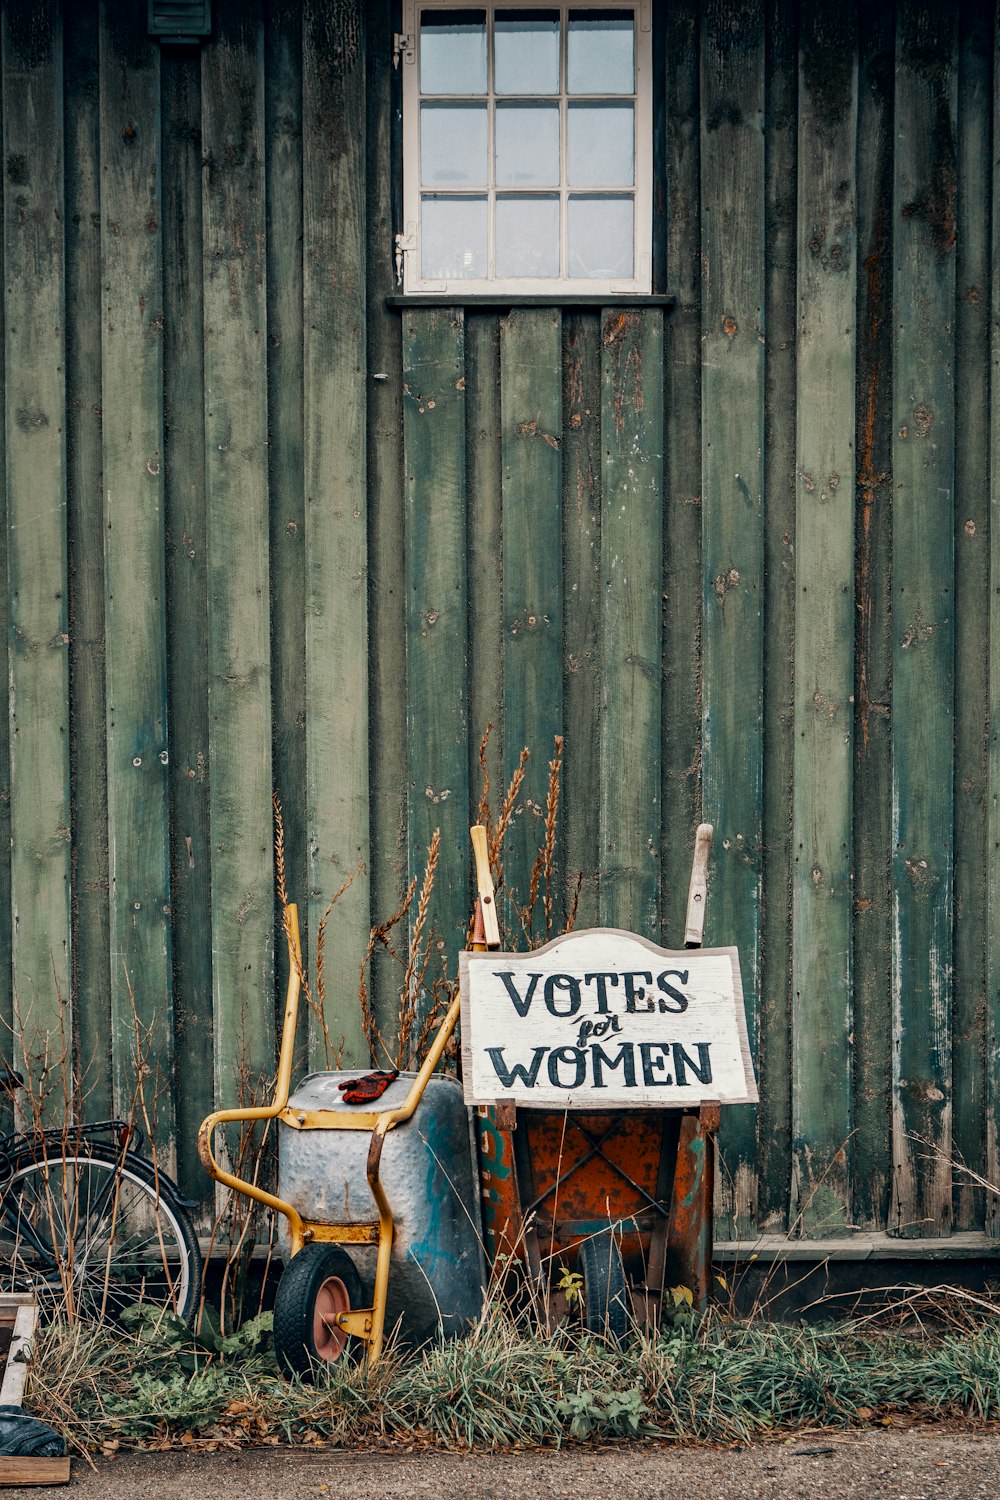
[468,823,719,1336]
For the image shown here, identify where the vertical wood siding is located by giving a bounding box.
[890,0,958,1237]
[100,0,174,1152]
[3,1,71,1083]
[699,0,766,1238]
[0,0,997,1243]
[302,0,368,1068]
[201,3,275,1097]
[791,2,857,1236]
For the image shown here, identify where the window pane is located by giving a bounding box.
[568,195,633,278]
[496,104,559,186]
[420,10,487,94]
[420,104,488,186]
[567,10,634,94]
[567,103,633,186]
[496,195,559,277]
[421,196,488,278]
[495,9,560,94]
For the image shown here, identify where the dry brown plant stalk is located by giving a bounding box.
[397,829,440,1066]
[272,791,288,908]
[476,722,494,829]
[314,862,364,1062]
[357,831,458,1072]
[359,874,418,1068]
[476,733,573,950]
[476,725,530,901]
[411,960,454,1065]
[275,789,361,1068]
[274,878,357,1072]
[491,747,529,890]
[542,736,563,937]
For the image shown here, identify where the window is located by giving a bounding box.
[398,3,652,296]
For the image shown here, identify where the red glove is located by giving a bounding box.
[337,1070,399,1104]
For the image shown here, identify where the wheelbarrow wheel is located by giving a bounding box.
[273,1244,366,1376]
[579,1229,630,1341]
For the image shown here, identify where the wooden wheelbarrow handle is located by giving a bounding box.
[470,824,501,949]
[684,822,713,948]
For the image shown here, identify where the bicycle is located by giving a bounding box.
[0,1064,202,1323]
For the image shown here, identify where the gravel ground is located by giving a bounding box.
[22,1430,1000,1499]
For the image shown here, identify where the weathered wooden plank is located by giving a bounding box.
[987,1,1000,1238]
[0,15,8,1122]
[3,1,72,1065]
[599,309,663,936]
[758,0,795,1232]
[366,0,408,1045]
[700,0,765,1238]
[265,0,306,1080]
[467,314,502,845]
[951,0,990,1231]
[202,1,274,1094]
[302,0,368,1066]
[99,0,173,1153]
[562,312,601,931]
[161,46,212,1198]
[402,309,470,972]
[790,4,857,1237]
[891,0,957,1238]
[65,2,110,1120]
[266,3,310,1094]
[501,310,562,941]
[661,0,701,952]
[0,1457,70,1487]
[852,0,895,1235]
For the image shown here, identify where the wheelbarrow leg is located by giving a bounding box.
[662,1101,719,1308]
[362,1123,397,1366]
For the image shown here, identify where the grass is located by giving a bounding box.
[22,1298,1000,1459]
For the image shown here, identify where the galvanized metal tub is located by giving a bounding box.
[277,1070,484,1346]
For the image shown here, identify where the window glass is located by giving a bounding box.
[494,9,560,94]
[496,104,560,186]
[496,195,560,277]
[421,196,489,277]
[567,102,634,187]
[420,9,487,94]
[567,10,634,94]
[420,103,488,186]
[568,195,633,277]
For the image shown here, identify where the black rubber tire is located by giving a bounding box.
[578,1229,630,1341]
[2,1146,202,1322]
[273,1244,365,1377]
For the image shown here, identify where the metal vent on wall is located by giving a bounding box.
[148,0,212,44]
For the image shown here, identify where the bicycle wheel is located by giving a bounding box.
[0,1147,201,1322]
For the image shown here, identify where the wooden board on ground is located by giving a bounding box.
[0,1293,68,1486]
[0,1458,70,1487]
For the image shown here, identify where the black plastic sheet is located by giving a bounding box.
[0,1403,65,1457]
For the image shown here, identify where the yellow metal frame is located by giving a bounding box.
[197,902,461,1366]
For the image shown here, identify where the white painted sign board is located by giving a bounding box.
[459,928,756,1109]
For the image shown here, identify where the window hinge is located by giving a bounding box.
[393,32,413,68]
[394,231,416,286]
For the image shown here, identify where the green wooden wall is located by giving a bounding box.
[0,0,995,1244]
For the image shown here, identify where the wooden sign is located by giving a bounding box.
[459,928,756,1109]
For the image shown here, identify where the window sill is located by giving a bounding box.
[385,293,677,310]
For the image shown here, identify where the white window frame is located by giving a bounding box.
[399,0,653,296]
